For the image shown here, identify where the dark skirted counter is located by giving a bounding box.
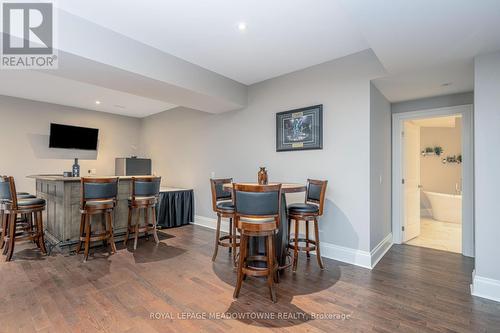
[27,175,193,250]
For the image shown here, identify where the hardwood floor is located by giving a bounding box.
[0,224,499,332]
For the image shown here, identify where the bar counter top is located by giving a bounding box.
[27,174,154,182]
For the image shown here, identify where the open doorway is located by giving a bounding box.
[403,115,462,253]
[392,105,474,257]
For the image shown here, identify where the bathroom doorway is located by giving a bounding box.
[392,105,474,257]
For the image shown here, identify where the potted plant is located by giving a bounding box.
[434,146,443,156]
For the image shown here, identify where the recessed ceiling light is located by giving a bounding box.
[237,22,247,31]
[95,100,101,105]
[441,82,453,87]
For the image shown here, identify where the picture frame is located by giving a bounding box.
[276,104,323,152]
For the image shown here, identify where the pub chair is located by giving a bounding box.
[210,178,239,265]
[288,179,328,271]
[75,177,118,262]
[0,176,47,262]
[233,183,282,303]
[124,176,161,250]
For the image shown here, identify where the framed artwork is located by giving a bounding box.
[276,104,323,152]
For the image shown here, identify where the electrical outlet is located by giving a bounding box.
[210,171,215,178]
[88,168,97,175]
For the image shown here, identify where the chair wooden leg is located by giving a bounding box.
[124,208,132,246]
[228,218,233,254]
[107,211,117,254]
[144,207,150,240]
[151,206,160,245]
[211,214,221,262]
[231,217,237,267]
[5,213,16,262]
[287,218,291,246]
[75,213,85,254]
[314,218,324,269]
[36,211,47,255]
[83,214,91,262]
[2,213,9,256]
[267,235,277,303]
[293,219,299,272]
[305,220,310,258]
[0,211,5,250]
[133,208,140,250]
[233,234,247,299]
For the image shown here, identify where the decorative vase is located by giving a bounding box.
[258,167,268,185]
[72,158,80,177]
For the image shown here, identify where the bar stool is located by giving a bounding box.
[75,177,118,262]
[233,183,282,303]
[0,176,47,262]
[124,176,161,250]
[288,179,328,271]
[210,178,239,265]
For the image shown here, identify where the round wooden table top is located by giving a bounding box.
[223,182,306,193]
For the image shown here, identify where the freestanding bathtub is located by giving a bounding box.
[424,191,462,224]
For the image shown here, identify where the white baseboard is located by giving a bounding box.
[370,233,393,268]
[193,215,392,270]
[471,270,500,303]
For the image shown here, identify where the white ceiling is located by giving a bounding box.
[1,0,500,116]
[0,70,177,117]
[55,0,370,85]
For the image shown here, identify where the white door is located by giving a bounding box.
[403,121,421,242]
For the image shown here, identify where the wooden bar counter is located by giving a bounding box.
[27,175,148,250]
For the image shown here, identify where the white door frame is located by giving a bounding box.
[392,104,474,257]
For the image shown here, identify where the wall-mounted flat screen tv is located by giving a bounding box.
[49,123,99,150]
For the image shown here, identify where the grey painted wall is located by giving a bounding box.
[369,83,392,250]
[474,51,500,282]
[0,95,142,192]
[391,92,473,114]
[141,50,386,252]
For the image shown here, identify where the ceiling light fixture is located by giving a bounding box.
[95,100,101,105]
[441,82,453,87]
[237,22,247,31]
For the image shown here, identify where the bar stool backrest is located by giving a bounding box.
[131,176,161,199]
[80,177,118,208]
[0,176,18,208]
[233,183,282,225]
[210,178,233,211]
[305,179,328,215]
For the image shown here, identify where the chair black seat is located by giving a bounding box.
[17,198,46,206]
[216,201,234,212]
[288,203,319,214]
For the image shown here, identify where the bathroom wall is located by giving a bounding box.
[420,117,462,195]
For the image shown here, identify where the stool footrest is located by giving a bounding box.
[217,234,240,248]
[289,237,317,252]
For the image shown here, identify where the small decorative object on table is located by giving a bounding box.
[72,158,80,177]
[258,167,268,185]
[276,104,323,152]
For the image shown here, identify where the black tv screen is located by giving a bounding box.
[49,123,99,150]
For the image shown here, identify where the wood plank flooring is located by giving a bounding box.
[0,224,499,333]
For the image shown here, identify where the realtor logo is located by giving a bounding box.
[1,1,57,69]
